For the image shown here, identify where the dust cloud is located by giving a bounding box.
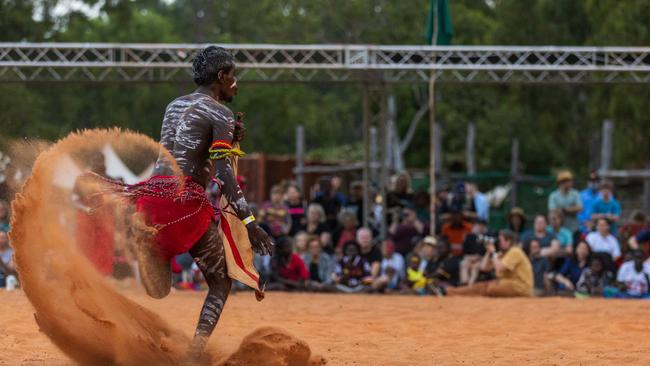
[9,129,321,365]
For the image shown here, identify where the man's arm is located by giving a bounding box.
[492,254,508,275]
[548,193,557,211]
[607,202,621,223]
[552,273,575,291]
[370,260,381,278]
[540,239,561,258]
[479,244,495,272]
[563,193,583,214]
[211,111,273,255]
[611,239,622,261]
[488,243,512,275]
[564,205,583,214]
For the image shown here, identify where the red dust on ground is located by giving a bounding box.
[1,290,650,365]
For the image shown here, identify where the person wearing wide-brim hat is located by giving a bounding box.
[548,170,583,234]
[507,207,527,235]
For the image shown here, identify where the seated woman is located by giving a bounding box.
[332,241,372,293]
[585,218,621,265]
[550,240,591,293]
[268,236,309,291]
[300,235,336,291]
[334,210,359,251]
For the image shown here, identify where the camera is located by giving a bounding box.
[476,234,497,247]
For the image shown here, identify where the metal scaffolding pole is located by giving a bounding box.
[1,43,649,83]
[510,138,520,208]
[466,122,476,175]
[378,92,388,240]
[600,119,614,172]
[362,86,371,228]
[295,125,305,194]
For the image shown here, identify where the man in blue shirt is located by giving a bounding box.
[591,181,621,236]
[466,182,490,223]
[578,172,600,233]
[548,171,582,233]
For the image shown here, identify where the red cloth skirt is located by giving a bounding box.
[132,176,215,262]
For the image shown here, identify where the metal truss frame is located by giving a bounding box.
[1,43,649,83]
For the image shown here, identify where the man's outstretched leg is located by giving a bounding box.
[132,212,171,299]
[187,222,231,360]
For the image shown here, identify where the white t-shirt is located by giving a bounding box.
[617,261,650,296]
[380,253,405,286]
[585,232,621,260]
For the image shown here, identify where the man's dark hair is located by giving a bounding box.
[342,240,361,256]
[631,249,644,258]
[275,236,293,252]
[192,46,235,86]
[499,229,516,244]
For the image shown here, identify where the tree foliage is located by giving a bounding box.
[1,0,648,175]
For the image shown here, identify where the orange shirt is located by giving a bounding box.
[441,222,473,256]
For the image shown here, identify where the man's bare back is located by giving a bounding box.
[133,47,273,360]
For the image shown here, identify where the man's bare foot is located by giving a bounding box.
[187,334,209,362]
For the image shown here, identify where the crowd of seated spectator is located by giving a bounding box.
[0,200,17,289]
[243,171,650,300]
[2,168,650,301]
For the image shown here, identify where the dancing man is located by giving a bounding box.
[124,46,273,359]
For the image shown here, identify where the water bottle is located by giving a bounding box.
[5,275,17,291]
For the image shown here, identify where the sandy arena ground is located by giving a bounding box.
[1,289,649,365]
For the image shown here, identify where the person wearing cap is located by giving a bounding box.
[507,207,527,235]
[425,236,461,288]
[404,236,438,294]
[591,180,621,236]
[548,171,583,233]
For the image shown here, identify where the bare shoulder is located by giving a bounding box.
[165,94,195,113]
[189,96,233,125]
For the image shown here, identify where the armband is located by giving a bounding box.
[242,215,256,225]
[209,140,245,160]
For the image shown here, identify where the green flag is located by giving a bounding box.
[425,0,453,45]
